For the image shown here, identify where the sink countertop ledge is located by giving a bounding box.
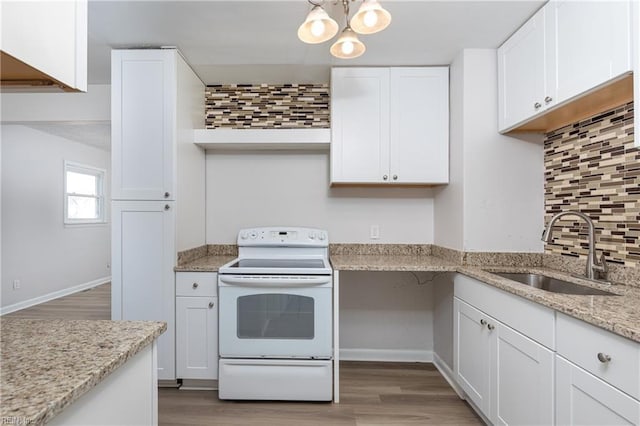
[0,319,166,425]
[459,266,640,344]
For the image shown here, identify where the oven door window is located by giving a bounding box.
[237,293,314,339]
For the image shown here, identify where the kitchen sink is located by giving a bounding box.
[491,272,618,296]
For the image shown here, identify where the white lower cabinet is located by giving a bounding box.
[494,323,554,426]
[556,356,640,425]
[455,274,640,425]
[454,298,492,415]
[454,297,554,425]
[112,201,176,380]
[176,272,218,380]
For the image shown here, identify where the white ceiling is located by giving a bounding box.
[88,0,545,85]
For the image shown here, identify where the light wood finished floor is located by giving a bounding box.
[5,283,111,320]
[5,283,482,425]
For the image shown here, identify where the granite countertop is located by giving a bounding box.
[174,255,236,272]
[0,319,166,425]
[176,249,639,344]
[330,254,458,271]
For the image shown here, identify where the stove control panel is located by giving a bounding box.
[237,227,329,247]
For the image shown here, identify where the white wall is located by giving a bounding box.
[434,52,465,251]
[176,57,206,252]
[462,50,544,252]
[339,271,435,361]
[434,49,544,253]
[1,125,111,310]
[205,152,435,244]
[1,84,110,122]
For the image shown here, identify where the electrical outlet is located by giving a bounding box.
[370,225,380,240]
[13,279,20,290]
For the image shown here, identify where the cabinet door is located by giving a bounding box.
[498,6,547,131]
[454,298,492,417]
[331,68,390,184]
[111,49,176,200]
[176,296,218,380]
[112,201,176,380]
[389,68,448,184]
[556,356,640,425]
[550,0,632,105]
[494,323,554,426]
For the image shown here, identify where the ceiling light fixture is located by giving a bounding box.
[298,0,391,59]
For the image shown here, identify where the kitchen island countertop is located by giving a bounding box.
[0,319,166,425]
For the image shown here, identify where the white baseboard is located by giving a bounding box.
[432,351,465,398]
[0,276,110,316]
[339,348,433,363]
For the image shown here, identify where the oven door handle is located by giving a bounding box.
[219,276,331,287]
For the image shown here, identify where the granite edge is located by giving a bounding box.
[35,321,167,425]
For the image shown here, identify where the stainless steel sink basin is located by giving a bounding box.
[492,272,618,296]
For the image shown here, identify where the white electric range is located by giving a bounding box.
[217,227,333,401]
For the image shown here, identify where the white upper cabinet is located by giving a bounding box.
[331,67,449,185]
[331,68,390,184]
[551,0,632,105]
[498,7,548,131]
[389,68,449,184]
[0,0,87,92]
[498,0,633,133]
[111,50,176,201]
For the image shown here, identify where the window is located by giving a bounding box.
[64,161,106,224]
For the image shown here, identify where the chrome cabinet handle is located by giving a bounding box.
[480,319,487,326]
[534,102,542,109]
[383,175,388,181]
[192,283,199,289]
[208,302,214,309]
[487,324,495,331]
[597,353,611,363]
[393,175,398,181]
[544,96,553,103]
[164,204,170,211]
[164,192,170,198]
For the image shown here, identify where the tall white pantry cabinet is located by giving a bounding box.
[111,49,206,381]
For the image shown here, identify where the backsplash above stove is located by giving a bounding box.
[205,84,329,129]
[544,101,638,267]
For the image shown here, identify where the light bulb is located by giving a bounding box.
[341,41,355,55]
[363,10,378,28]
[310,19,325,37]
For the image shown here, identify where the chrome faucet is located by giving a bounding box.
[541,211,608,281]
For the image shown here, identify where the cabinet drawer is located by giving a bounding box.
[556,313,640,399]
[176,272,217,297]
[454,274,555,349]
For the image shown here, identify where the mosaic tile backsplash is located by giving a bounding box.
[544,101,638,267]
[205,84,330,129]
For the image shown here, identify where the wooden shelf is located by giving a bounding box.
[193,128,330,150]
